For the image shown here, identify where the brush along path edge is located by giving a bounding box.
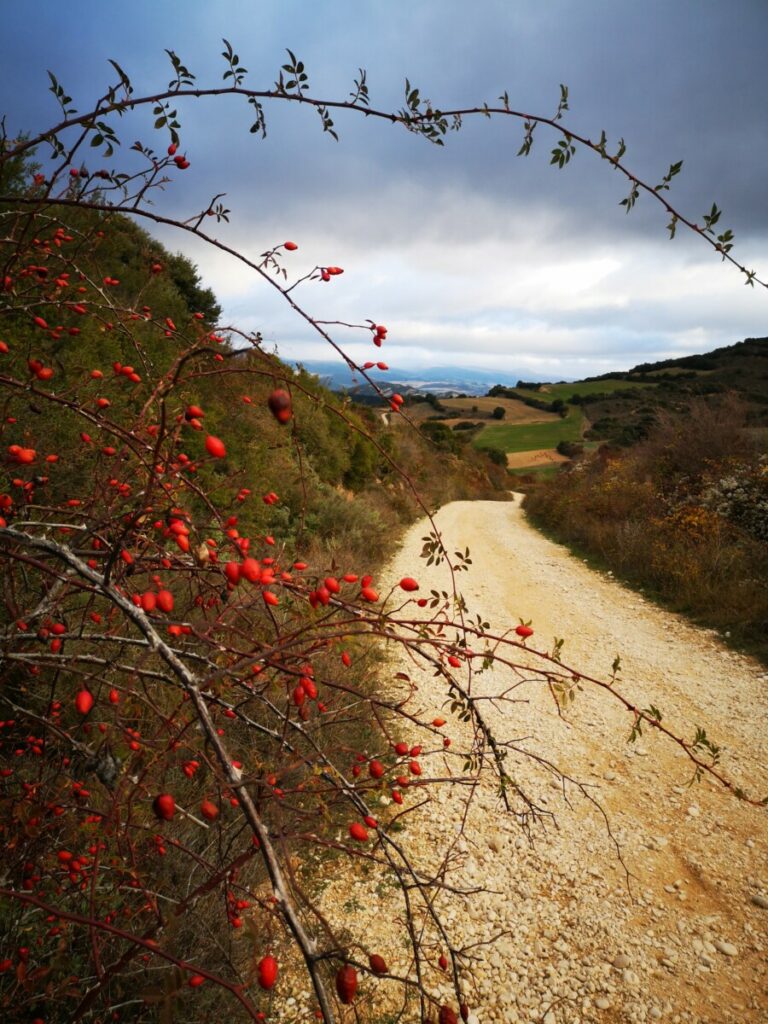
[309,495,766,1024]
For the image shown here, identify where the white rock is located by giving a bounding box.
[714,940,738,957]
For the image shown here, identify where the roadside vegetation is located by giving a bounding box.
[524,394,768,660]
[0,112,514,1024]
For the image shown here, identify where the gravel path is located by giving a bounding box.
[348,495,768,1024]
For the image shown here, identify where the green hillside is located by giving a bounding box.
[511,379,656,401]
[478,338,768,456]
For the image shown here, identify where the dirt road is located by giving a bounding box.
[361,496,767,1024]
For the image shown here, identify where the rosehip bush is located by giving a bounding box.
[0,42,762,1024]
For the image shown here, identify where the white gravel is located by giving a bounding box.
[302,496,768,1024]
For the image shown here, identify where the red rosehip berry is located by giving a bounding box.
[369,953,388,975]
[335,964,357,1004]
[257,955,278,990]
[153,794,176,821]
[205,435,226,458]
[267,389,292,425]
[75,690,94,715]
[349,822,369,842]
[240,558,261,583]
[200,799,219,821]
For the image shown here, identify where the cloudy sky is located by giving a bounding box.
[2,1,767,379]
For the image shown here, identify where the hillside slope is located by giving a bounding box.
[583,337,768,445]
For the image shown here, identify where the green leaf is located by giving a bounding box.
[107,58,133,94]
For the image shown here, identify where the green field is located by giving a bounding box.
[474,406,584,452]
[472,379,655,457]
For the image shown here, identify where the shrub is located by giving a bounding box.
[556,439,584,458]
[420,420,461,451]
[484,446,509,466]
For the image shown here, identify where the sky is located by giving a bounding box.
[2,1,767,380]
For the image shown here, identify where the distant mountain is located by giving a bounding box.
[296,360,553,397]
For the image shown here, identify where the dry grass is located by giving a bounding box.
[506,448,570,469]
[438,395,558,423]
